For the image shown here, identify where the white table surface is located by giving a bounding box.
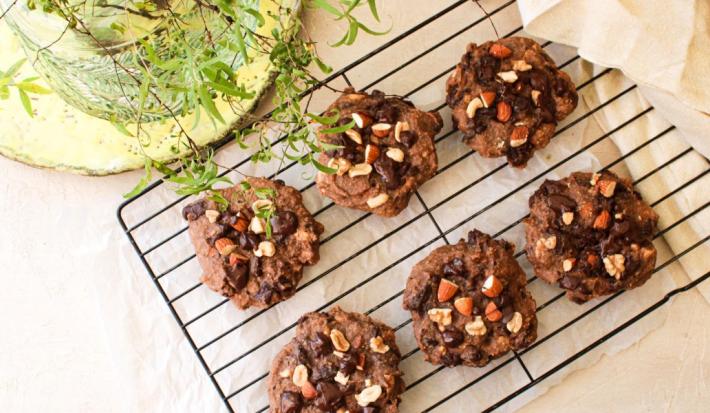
[1,1,708,411]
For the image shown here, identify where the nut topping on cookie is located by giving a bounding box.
[249,216,266,234]
[510,125,529,147]
[497,70,518,83]
[427,308,453,330]
[480,91,497,108]
[465,316,487,336]
[563,258,576,272]
[369,336,390,354]
[597,180,617,198]
[328,157,352,176]
[531,90,542,106]
[231,215,249,232]
[489,43,512,58]
[506,312,523,334]
[352,112,372,129]
[593,210,611,229]
[205,209,220,223]
[214,238,237,256]
[366,193,389,208]
[330,329,350,352]
[254,240,276,257]
[482,275,503,298]
[355,384,382,407]
[371,123,392,138]
[437,278,459,302]
[454,297,473,316]
[466,97,484,118]
[485,301,503,322]
[496,101,512,122]
[394,121,409,143]
[543,235,557,249]
[603,254,626,279]
[334,371,349,385]
[301,381,317,399]
[385,147,405,163]
[348,163,372,178]
[512,60,532,72]
[562,211,574,225]
[364,144,380,164]
[345,129,363,144]
[292,364,309,386]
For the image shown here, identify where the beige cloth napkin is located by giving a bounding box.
[518,0,710,158]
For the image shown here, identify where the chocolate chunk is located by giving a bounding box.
[442,329,464,347]
[308,332,332,357]
[271,211,299,236]
[311,362,338,382]
[181,200,206,221]
[280,391,303,413]
[547,194,577,212]
[238,232,260,250]
[314,382,343,411]
[443,257,466,276]
[373,156,401,190]
[226,264,249,290]
[398,130,417,147]
[338,352,358,375]
[249,255,261,277]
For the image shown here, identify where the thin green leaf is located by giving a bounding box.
[244,8,265,26]
[6,59,26,78]
[16,82,52,94]
[312,158,337,174]
[18,89,33,117]
[320,119,355,134]
[111,121,134,137]
[307,110,340,125]
[123,158,152,198]
[198,84,225,124]
[311,0,342,17]
[367,0,380,21]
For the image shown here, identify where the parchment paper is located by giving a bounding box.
[87,1,709,411]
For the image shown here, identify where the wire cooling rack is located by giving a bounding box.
[117,0,710,411]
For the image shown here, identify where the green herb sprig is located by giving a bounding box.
[0,59,51,117]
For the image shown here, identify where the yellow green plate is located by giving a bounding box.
[0,0,297,175]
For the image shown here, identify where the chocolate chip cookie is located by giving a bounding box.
[446,37,578,167]
[182,177,324,309]
[525,171,659,303]
[403,230,537,367]
[268,306,404,413]
[316,88,443,217]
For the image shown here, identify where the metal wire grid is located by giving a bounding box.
[117,1,710,411]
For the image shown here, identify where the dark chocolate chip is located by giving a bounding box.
[547,194,577,212]
[405,284,431,310]
[181,201,206,221]
[249,255,261,277]
[254,283,273,303]
[398,130,417,147]
[309,332,332,357]
[280,391,303,413]
[238,232,260,250]
[443,257,466,276]
[373,156,401,190]
[559,275,580,289]
[271,211,299,236]
[226,264,249,290]
[311,362,338,382]
[442,329,464,347]
[476,54,500,82]
[338,352,357,375]
[314,382,343,411]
